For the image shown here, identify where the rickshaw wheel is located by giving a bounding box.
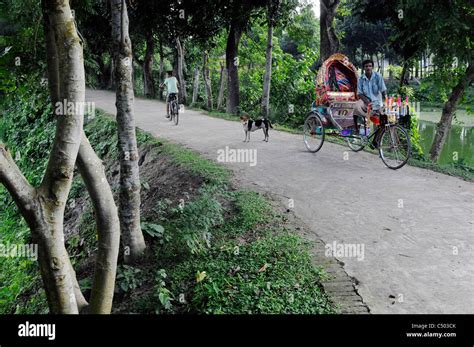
[303,112,325,153]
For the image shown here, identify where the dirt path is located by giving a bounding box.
[86,89,474,314]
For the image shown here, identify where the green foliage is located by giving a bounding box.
[235,21,318,127]
[171,231,334,314]
[141,222,170,244]
[165,190,224,255]
[398,86,414,99]
[413,67,474,108]
[387,65,403,80]
[149,190,336,314]
[0,76,54,186]
[279,4,320,58]
[69,208,99,265]
[158,140,231,187]
[223,191,271,235]
[0,78,52,313]
[407,110,424,160]
[116,265,143,293]
[112,115,336,314]
[84,112,119,159]
[153,269,173,313]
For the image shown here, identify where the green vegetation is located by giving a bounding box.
[0,0,471,316]
[0,78,51,314]
[0,81,335,313]
[129,117,335,314]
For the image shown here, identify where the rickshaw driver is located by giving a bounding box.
[353,59,387,147]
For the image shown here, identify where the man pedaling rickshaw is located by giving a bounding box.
[353,59,387,148]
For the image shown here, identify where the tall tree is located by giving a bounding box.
[110,0,146,262]
[320,0,341,61]
[72,0,116,89]
[202,51,213,110]
[261,0,278,118]
[175,36,187,103]
[43,0,120,313]
[425,0,474,161]
[143,32,155,97]
[223,0,266,114]
[191,66,200,105]
[0,0,84,314]
[261,0,298,118]
[216,59,227,110]
[429,62,473,160]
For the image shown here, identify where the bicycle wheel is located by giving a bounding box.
[174,103,179,125]
[303,112,325,153]
[379,124,411,169]
[347,115,366,152]
[347,135,365,152]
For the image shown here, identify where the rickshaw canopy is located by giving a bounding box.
[315,53,359,106]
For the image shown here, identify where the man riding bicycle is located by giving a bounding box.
[160,70,179,118]
[354,59,387,147]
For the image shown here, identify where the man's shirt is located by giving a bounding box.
[357,71,387,110]
[164,76,179,94]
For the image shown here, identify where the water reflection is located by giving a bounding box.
[417,120,473,166]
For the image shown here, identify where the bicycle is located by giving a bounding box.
[303,102,411,170]
[168,93,179,125]
[347,111,411,169]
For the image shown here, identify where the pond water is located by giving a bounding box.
[417,107,473,167]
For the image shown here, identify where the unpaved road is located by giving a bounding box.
[87,89,474,314]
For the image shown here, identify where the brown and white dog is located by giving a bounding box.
[240,114,273,142]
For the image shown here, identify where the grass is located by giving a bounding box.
[123,113,336,314]
[0,106,335,314]
[128,188,335,314]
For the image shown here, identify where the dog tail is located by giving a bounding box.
[268,120,273,129]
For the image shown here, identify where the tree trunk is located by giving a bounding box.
[420,54,423,79]
[43,5,89,312]
[108,51,115,90]
[202,51,213,110]
[44,0,120,313]
[158,41,164,101]
[38,0,85,314]
[217,62,226,111]
[76,134,120,313]
[226,23,244,114]
[143,32,154,98]
[111,0,146,263]
[98,56,107,89]
[429,63,474,161]
[261,2,274,119]
[1,0,86,314]
[320,0,340,62]
[399,61,409,89]
[191,67,200,105]
[175,37,187,103]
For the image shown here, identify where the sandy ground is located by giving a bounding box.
[86,89,474,314]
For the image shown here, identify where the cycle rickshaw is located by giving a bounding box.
[303,53,411,170]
